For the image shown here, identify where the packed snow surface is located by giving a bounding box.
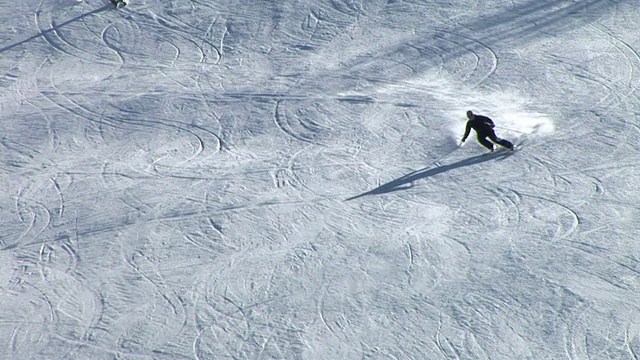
[1,0,639,359]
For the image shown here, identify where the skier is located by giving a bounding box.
[110,0,127,8]
[460,110,514,152]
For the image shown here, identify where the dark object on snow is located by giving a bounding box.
[110,0,127,8]
[461,110,513,151]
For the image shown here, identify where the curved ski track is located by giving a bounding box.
[1,0,640,359]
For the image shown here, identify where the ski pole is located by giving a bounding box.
[494,126,527,134]
[433,142,462,167]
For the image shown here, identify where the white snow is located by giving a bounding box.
[1,0,639,359]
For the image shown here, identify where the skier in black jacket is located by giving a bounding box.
[110,0,127,7]
[460,110,514,151]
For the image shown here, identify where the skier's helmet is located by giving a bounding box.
[466,110,474,119]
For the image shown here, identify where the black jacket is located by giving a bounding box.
[462,115,495,141]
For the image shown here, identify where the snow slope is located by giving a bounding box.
[1,0,639,359]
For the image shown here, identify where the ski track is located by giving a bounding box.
[2,0,640,359]
[434,30,499,86]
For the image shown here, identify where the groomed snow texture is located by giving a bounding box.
[1,0,640,359]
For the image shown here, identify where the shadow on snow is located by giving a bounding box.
[346,150,512,201]
[0,4,112,53]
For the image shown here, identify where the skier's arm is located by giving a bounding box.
[461,122,471,142]
[484,118,495,128]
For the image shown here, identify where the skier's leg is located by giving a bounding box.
[488,132,513,149]
[497,139,514,149]
[476,134,494,151]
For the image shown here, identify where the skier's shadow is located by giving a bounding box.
[0,4,112,53]
[346,150,511,201]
